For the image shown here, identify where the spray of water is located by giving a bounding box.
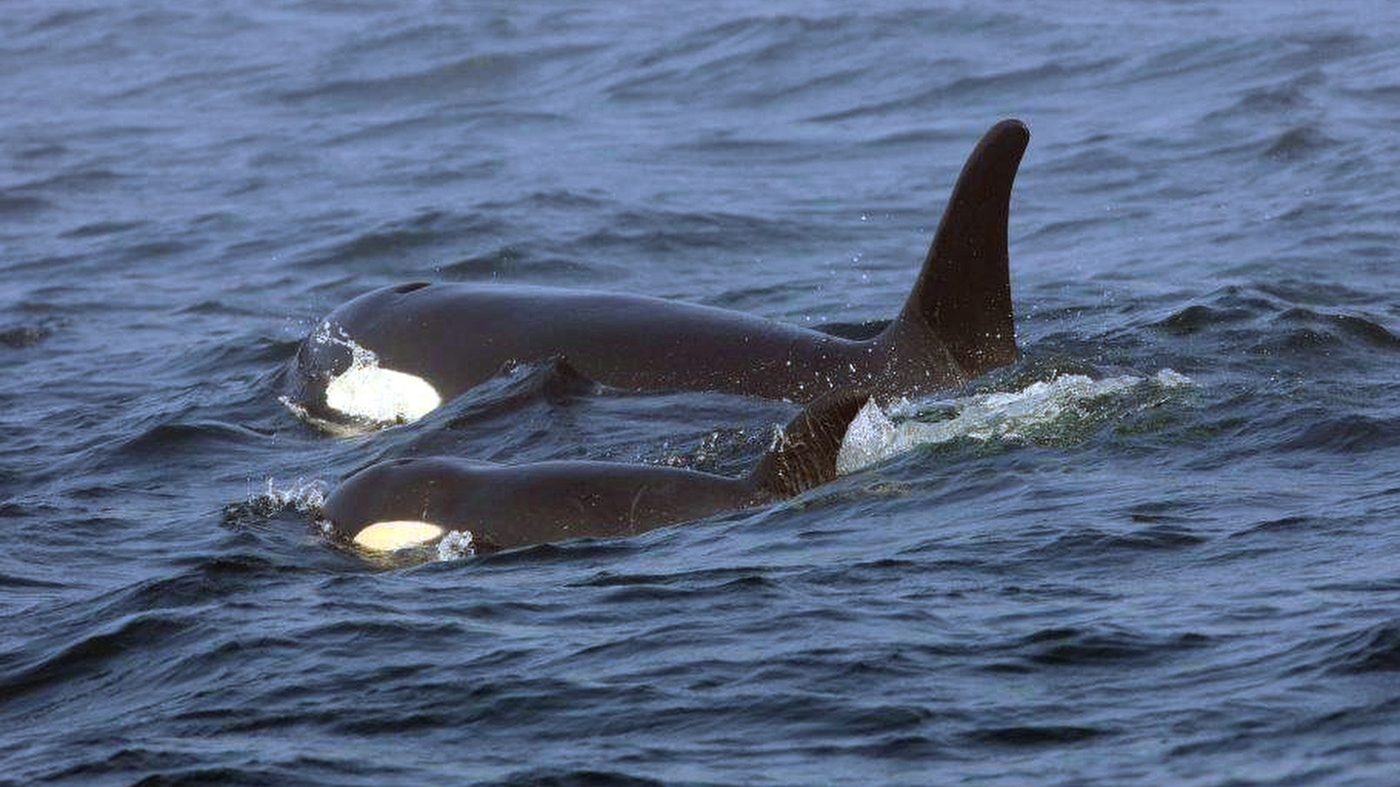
[837,369,1192,474]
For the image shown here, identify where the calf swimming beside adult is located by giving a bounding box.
[287,119,1029,427]
[322,390,867,552]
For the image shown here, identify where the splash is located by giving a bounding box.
[223,477,329,526]
[836,369,1192,474]
[436,530,476,561]
[252,477,327,513]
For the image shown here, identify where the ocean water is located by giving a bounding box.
[5,0,1400,784]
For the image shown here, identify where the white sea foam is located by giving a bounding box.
[836,369,1193,474]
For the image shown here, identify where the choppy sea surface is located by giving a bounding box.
[5,1,1400,784]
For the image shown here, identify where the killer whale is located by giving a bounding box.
[320,389,868,553]
[287,119,1029,428]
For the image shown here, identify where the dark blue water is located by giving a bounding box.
[5,0,1400,784]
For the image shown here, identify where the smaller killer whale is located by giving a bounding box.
[287,119,1029,428]
[321,389,867,553]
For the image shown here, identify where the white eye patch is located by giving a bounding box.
[306,321,443,426]
[353,520,446,551]
[325,363,441,425]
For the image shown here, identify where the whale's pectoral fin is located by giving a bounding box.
[750,388,871,498]
[893,119,1029,378]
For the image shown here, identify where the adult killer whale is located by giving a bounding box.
[287,119,1029,428]
[321,389,867,553]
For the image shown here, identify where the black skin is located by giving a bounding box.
[290,120,1029,425]
[322,389,869,552]
[323,457,765,552]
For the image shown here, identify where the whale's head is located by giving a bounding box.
[283,316,441,433]
[318,457,485,554]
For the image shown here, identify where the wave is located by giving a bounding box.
[838,370,1193,473]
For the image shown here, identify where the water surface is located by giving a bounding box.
[4,1,1400,784]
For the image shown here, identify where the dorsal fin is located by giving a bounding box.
[749,388,870,498]
[896,119,1028,376]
